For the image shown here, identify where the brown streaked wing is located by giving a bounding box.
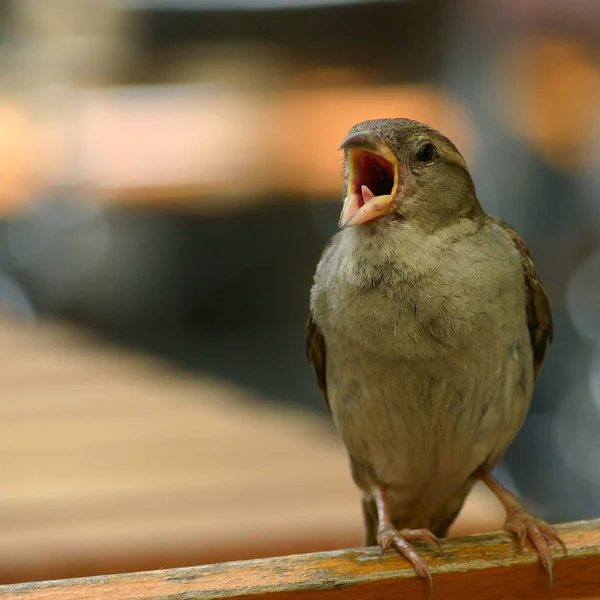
[306,311,330,413]
[495,218,553,379]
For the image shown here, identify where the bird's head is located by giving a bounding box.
[338,118,483,231]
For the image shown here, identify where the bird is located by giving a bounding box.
[307,118,565,587]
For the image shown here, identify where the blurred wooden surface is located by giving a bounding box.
[1,520,598,600]
[0,316,503,585]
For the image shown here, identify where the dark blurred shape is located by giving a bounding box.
[137,0,448,84]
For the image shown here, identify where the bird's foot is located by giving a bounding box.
[480,471,567,588]
[503,507,566,587]
[377,526,440,586]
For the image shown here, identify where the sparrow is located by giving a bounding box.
[307,118,565,587]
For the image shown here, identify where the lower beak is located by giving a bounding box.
[338,131,398,228]
[338,188,395,228]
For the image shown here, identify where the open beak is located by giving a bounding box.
[338,131,399,228]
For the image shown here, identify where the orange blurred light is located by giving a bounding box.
[0,99,42,216]
[495,35,600,171]
[20,84,476,212]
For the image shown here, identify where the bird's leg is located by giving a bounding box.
[480,472,566,587]
[371,486,440,587]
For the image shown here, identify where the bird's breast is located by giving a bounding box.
[309,223,534,527]
[324,334,531,529]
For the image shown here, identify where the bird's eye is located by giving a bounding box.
[415,142,436,163]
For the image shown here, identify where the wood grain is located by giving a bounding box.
[0,520,599,600]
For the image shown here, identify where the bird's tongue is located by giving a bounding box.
[361,185,375,205]
[339,184,394,228]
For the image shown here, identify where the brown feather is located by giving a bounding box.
[494,218,553,379]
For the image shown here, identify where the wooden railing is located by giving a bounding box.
[1,519,598,600]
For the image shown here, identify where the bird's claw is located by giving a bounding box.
[377,526,440,592]
[504,508,566,588]
[400,528,443,550]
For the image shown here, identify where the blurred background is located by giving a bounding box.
[1,0,600,586]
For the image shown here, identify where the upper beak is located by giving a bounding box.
[338,131,399,228]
